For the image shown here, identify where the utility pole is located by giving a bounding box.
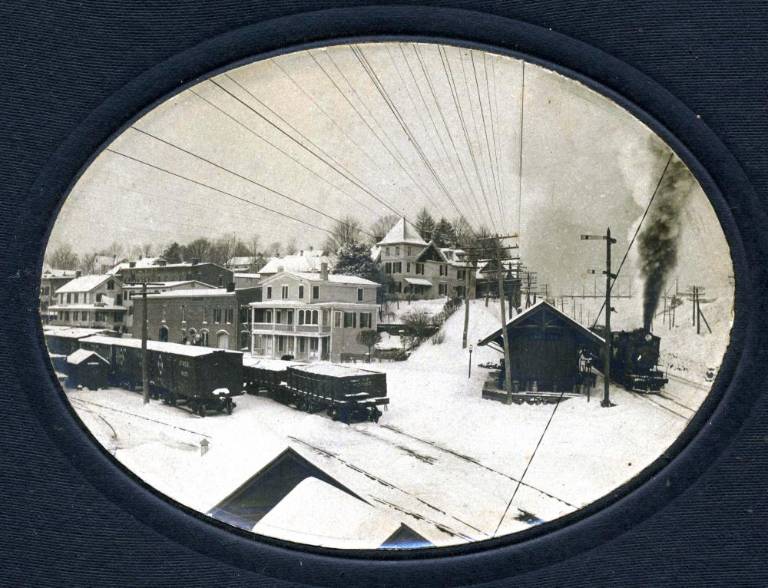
[462,259,475,349]
[140,281,163,405]
[582,228,617,408]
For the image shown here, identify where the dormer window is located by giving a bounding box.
[107,280,114,290]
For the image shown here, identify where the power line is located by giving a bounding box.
[189,87,380,219]
[128,126,372,237]
[399,44,485,229]
[213,74,408,220]
[104,148,335,236]
[430,45,498,232]
[591,153,674,327]
[493,388,567,536]
[272,56,439,210]
[352,45,464,221]
[305,48,440,215]
[470,50,504,225]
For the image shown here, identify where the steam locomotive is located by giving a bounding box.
[590,327,668,392]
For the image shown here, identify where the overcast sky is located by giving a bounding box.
[48,41,733,296]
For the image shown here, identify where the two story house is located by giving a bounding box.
[376,218,471,299]
[49,274,126,331]
[250,264,380,362]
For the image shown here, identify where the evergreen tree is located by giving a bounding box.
[415,208,436,242]
[432,217,455,247]
[333,241,382,283]
[162,242,183,263]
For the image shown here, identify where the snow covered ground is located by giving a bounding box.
[63,294,729,550]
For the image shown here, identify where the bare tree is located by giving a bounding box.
[451,216,474,248]
[185,238,212,261]
[46,244,79,270]
[286,237,298,255]
[103,241,125,260]
[356,330,381,362]
[141,242,155,257]
[79,252,99,274]
[267,241,282,257]
[324,216,362,253]
[248,234,261,258]
[369,214,399,243]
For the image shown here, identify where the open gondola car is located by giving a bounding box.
[78,335,243,415]
[285,363,389,424]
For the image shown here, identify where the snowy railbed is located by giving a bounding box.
[63,299,719,549]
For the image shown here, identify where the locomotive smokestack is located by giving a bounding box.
[638,152,695,331]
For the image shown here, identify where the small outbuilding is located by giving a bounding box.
[477,300,604,394]
[66,349,111,390]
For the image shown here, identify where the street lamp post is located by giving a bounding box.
[468,344,474,378]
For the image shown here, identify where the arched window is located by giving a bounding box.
[159,326,169,342]
[298,310,304,325]
[312,310,319,325]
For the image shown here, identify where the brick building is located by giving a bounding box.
[122,280,215,334]
[133,285,262,351]
[111,258,233,288]
[250,265,380,362]
[49,274,126,331]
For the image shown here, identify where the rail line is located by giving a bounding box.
[625,390,690,420]
[379,424,577,509]
[287,436,485,541]
[69,397,211,439]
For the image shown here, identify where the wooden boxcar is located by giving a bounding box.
[43,326,113,356]
[285,363,389,423]
[79,335,243,415]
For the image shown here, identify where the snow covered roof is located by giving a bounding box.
[107,257,166,274]
[44,326,111,339]
[291,362,381,378]
[79,335,241,357]
[404,277,432,287]
[227,256,257,266]
[252,477,406,549]
[233,273,261,279]
[146,288,233,299]
[41,269,78,279]
[258,253,333,274]
[242,356,305,371]
[259,271,379,287]
[67,349,109,366]
[55,274,119,294]
[122,280,213,290]
[376,217,428,247]
[49,303,125,311]
[477,300,605,348]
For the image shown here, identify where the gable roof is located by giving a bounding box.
[477,300,605,348]
[258,253,333,274]
[66,349,109,366]
[260,270,380,287]
[55,274,119,294]
[376,217,428,247]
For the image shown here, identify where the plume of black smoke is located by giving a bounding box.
[638,153,695,330]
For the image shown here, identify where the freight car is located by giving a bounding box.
[285,363,388,423]
[244,358,389,423]
[43,326,114,356]
[590,327,668,392]
[78,335,243,416]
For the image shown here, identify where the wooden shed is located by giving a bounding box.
[478,300,604,394]
[66,349,110,390]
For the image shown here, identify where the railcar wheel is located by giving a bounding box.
[198,404,206,417]
[226,399,233,415]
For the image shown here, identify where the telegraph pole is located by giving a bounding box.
[582,228,617,408]
[462,259,474,349]
[140,281,163,405]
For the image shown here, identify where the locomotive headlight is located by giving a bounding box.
[644,334,652,342]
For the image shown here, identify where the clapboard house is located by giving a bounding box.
[478,300,603,395]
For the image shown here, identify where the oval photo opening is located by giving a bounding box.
[41,42,734,550]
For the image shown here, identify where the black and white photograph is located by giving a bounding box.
[41,41,734,550]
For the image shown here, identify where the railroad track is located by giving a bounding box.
[70,397,211,439]
[377,424,577,509]
[287,435,485,542]
[625,390,690,420]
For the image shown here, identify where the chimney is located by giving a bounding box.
[129,261,136,268]
[299,249,304,256]
[191,258,200,265]
[277,265,284,273]
[226,282,235,292]
[75,270,82,278]
[320,262,328,281]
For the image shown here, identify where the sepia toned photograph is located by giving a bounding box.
[41,41,734,550]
